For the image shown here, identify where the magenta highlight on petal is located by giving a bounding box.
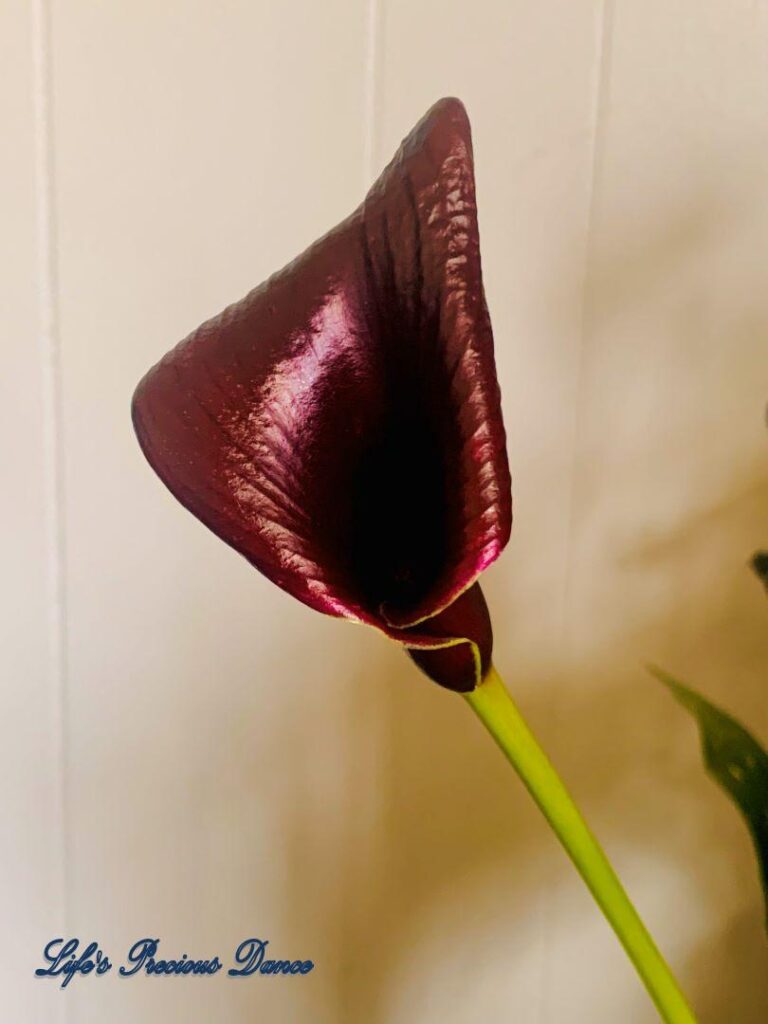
[132,97,512,692]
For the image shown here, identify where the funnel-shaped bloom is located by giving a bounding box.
[132,98,511,691]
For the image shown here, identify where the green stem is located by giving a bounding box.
[465,666,697,1024]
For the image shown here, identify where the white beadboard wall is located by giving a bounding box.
[2,3,767,1022]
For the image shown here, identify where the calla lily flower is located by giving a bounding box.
[132,97,511,692]
[131,98,699,1020]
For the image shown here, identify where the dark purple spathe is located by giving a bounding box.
[132,98,512,691]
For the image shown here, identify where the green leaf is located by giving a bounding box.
[649,665,768,933]
[753,551,768,593]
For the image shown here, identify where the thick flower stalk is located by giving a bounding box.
[133,99,697,1022]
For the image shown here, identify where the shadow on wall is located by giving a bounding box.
[267,462,767,1024]
[264,180,768,1024]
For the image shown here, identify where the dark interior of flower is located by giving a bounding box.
[345,398,453,615]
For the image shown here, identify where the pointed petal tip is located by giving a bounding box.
[391,96,474,176]
[420,96,471,132]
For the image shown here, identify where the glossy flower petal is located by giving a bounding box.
[132,97,511,691]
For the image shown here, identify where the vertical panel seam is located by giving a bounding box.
[363,0,380,184]
[562,2,615,597]
[31,0,68,1002]
[537,2,615,1021]
[560,0,615,722]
